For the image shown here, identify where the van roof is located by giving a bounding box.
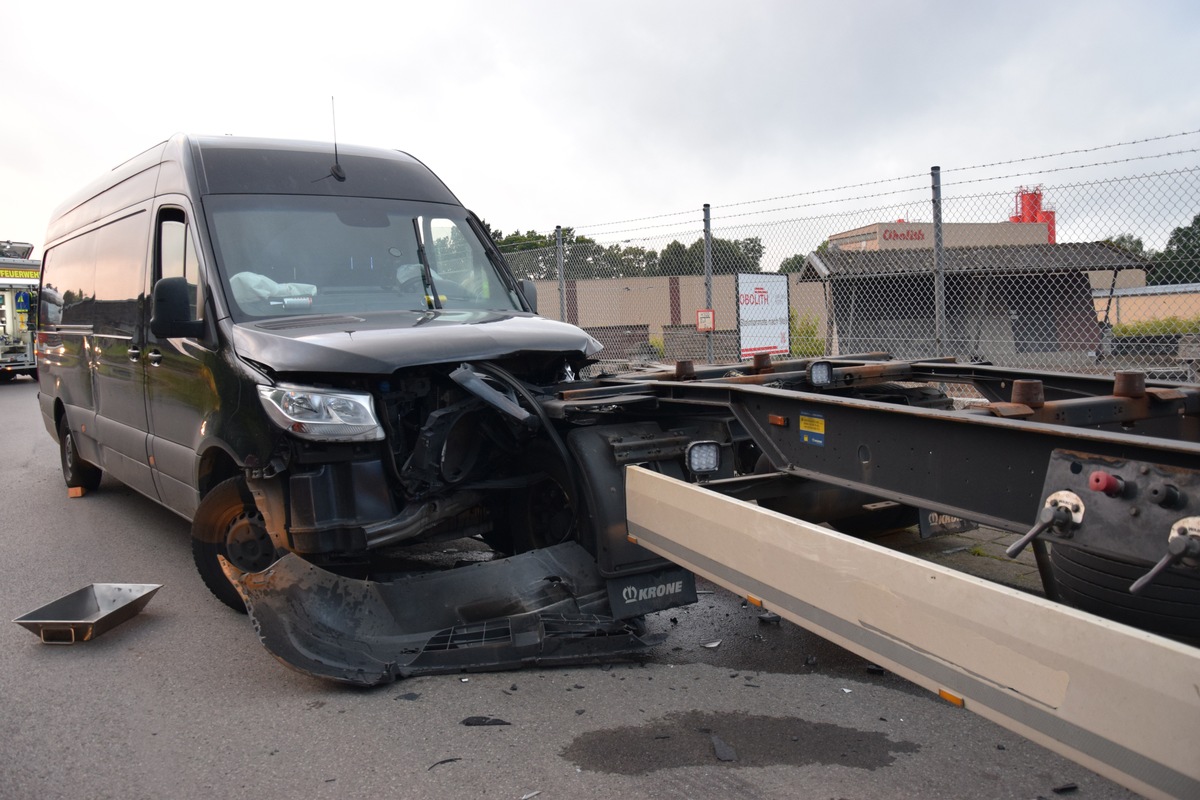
[189,135,460,203]
[46,135,462,245]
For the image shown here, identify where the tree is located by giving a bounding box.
[778,254,808,274]
[778,240,832,275]
[657,240,690,276]
[494,228,620,280]
[704,236,763,275]
[599,243,659,278]
[1151,213,1200,285]
[495,229,552,253]
[649,236,764,276]
[498,230,556,280]
[476,218,500,243]
[1104,233,1145,255]
[494,229,767,280]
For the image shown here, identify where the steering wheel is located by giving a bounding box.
[397,276,426,295]
[397,276,470,301]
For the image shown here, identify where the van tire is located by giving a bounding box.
[192,477,279,613]
[489,442,578,554]
[58,417,102,491]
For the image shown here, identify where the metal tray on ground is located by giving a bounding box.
[13,583,162,644]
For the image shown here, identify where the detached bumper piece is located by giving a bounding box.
[220,542,665,685]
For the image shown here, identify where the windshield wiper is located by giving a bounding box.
[411,218,442,310]
[468,213,526,309]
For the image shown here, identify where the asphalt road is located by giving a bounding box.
[0,378,1138,799]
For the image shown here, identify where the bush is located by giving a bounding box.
[1111,316,1200,337]
[790,310,824,357]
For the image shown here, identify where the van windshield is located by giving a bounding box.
[204,195,525,320]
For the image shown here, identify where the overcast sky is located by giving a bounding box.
[4,0,1198,256]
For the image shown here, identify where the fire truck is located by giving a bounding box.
[0,240,39,381]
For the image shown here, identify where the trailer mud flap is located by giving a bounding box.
[220,542,668,686]
[606,565,697,617]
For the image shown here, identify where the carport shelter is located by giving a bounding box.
[802,242,1149,362]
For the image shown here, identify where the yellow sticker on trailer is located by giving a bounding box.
[799,413,825,446]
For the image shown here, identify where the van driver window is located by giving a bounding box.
[158,210,200,318]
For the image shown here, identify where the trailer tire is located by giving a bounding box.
[1049,544,1200,644]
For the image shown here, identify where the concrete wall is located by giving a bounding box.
[1093,286,1200,325]
[534,275,828,334]
[531,274,832,362]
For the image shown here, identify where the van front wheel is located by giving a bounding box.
[58,417,102,491]
[192,477,280,613]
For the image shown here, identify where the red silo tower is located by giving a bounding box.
[1010,186,1056,243]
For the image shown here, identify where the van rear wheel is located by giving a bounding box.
[192,477,280,613]
[58,417,102,491]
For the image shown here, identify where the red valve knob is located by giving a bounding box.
[1089,470,1124,496]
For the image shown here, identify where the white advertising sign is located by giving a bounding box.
[737,273,789,359]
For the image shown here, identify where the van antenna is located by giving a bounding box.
[329,96,346,181]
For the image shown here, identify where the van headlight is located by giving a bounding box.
[258,384,384,442]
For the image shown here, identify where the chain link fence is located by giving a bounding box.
[498,133,1200,380]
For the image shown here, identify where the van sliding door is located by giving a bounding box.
[90,210,158,500]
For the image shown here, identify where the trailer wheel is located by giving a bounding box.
[58,417,102,491]
[192,477,280,613]
[1049,544,1200,644]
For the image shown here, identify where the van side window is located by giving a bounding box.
[158,209,201,319]
[43,232,97,327]
[93,212,148,336]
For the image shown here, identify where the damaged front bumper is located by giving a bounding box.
[221,542,696,685]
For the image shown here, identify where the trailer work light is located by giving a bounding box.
[685,441,721,477]
[808,360,833,387]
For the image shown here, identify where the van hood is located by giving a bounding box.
[229,310,602,375]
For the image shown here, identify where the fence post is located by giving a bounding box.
[555,225,566,322]
[703,203,714,363]
[931,166,945,357]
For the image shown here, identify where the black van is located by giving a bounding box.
[37,136,698,652]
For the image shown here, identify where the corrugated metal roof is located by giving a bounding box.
[804,242,1149,279]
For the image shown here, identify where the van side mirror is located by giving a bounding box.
[519,279,537,313]
[151,277,204,338]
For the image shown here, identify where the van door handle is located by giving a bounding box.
[147,350,163,367]
[128,346,141,361]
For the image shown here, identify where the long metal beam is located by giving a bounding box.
[625,467,1200,800]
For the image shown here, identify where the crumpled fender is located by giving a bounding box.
[220,542,664,685]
